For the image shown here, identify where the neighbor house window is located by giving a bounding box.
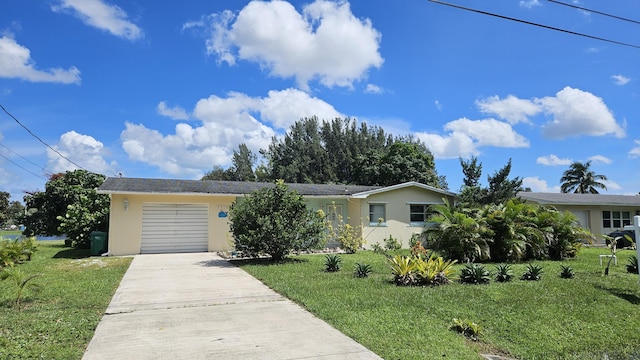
[602,211,631,229]
[369,204,386,226]
[409,204,428,226]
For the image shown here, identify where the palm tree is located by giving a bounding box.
[560,161,607,194]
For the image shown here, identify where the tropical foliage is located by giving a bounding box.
[459,263,491,284]
[387,253,457,286]
[560,160,608,194]
[494,264,514,282]
[229,180,326,260]
[0,267,42,309]
[324,254,342,272]
[521,264,544,281]
[0,237,37,269]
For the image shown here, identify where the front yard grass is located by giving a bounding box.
[0,241,131,359]
[238,247,640,360]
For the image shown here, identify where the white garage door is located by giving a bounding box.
[141,203,209,254]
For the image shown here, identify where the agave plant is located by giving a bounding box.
[387,255,416,286]
[559,265,575,279]
[521,264,544,281]
[459,263,491,284]
[324,254,342,272]
[353,263,373,278]
[494,264,514,282]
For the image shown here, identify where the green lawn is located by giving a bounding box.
[238,248,640,360]
[0,241,131,359]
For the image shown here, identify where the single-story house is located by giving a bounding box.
[518,192,640,244]
[97,177,457,255]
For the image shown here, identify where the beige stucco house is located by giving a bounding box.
[97,178,456,255]
[518,192,640,244]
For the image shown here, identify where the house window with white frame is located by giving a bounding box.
[409,204,429,226]
[602,210,631,229]
[369,204,386,226]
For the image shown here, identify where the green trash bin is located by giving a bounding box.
[90,231,108,256]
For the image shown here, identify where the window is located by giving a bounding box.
[409,204,428,226]
[369,204,386,226]
[602,210,631,229]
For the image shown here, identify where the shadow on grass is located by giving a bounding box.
[594,284,640,305]
[52,248,90,259]
[231,257,309,267]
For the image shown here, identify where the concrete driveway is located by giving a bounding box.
[82,253,382,360]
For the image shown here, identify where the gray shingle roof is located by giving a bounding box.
[98,177,381,196]
[518,192,640,207]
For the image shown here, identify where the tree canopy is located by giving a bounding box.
[21,170,109,248]
[560,161,607,194]
[457,157,523,207]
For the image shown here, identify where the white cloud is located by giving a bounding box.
[121,88,342,175]
[0,36,80,84]
[522,177,561,192]
[536,86,625,139]
[611,74,630,86]
[603,179,622,191]
[47,131,115,174]
[157,101,189,120]
[588,155,612,165]
[52,0,143,41]
[520,0,541,9]
[476,94,541,124]
[629,139,640,158]
[434,100,442,111]
[365,84,383,94]
[536,154,572,166]
[416,118,529,159]
[198,0,383,90]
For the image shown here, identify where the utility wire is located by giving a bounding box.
[0,143,52,177]
[0,103,87,171]
[547,0,640,26]
[0,152,48,180]
[428,0,640,50]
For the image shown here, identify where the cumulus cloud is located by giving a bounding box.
[416,118,529,159]
[536,154,572,166]
[194,0,383,90]
[537,87,625,139]
[157,101,189,120]
[588,155,612,165]
[611,74,630,86]
[476,95,541,124]
[0,36,80,84]
[520,0,541,8]
[523,177,561,192]
[47,131,115,174]
[52,0,143,40]
[365,84,383,94]
[121,88,342,175]
[629,139,640,158]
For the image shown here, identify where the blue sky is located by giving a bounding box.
[1,0,638,201]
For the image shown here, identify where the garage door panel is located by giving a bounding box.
[141,203,209,254]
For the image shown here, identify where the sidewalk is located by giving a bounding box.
[82,253,382,360]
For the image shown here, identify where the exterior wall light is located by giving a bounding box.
[124,198,129,211]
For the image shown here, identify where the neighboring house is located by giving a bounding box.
[97,178,456,255]
[518,192,640,244]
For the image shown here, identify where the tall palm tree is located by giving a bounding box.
[560,161,608,194]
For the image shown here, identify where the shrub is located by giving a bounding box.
[324,254,342,272]
[413,254,457,286]
[383,235,402,252]
[450,318,482,341]
[559,265,575,279]
[388,255,416,286]
[521,264,544,281]
[627,255,639,274]
[229,180,326,261]
[459,263,491,284]
[410,241,428,258]
[354,263,373,278]
[0,237,38,269]
[494,264,514,282]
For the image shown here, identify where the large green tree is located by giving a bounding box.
[457,157,523,207]
[21,170,109,248]
[560,161,607,194]
[0,192,9,227]
[202,143,257,182]
[228,180,325,260]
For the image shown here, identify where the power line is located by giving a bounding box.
[0,143,52,177]
[428,0,640,50]
[0,103,88,171]
[547,0,640,26]
[0,152,48,180]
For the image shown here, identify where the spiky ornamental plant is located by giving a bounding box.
[559,265,575,279]
[494,264,514,282]
[521,264,544,281]
[324,254,342,272]
[459,263,491,284]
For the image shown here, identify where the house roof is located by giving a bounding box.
[351,181,456,199]
[97,177,381,197]
[518,192,640,207]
